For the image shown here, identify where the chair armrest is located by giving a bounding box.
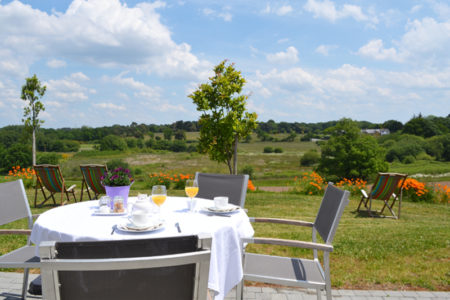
[360,189,368,198]
[249,217,314,227]
[242,237,333,252]
[0,229,32,235]
[67,185,76,191]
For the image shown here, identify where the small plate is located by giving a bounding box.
[116,221,164,233]
[205,204,240,214]
[93,210,127,216]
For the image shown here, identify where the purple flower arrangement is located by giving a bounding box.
[101,167,134,187]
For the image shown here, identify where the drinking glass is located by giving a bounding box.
[185,179,198,212]
[151,185,167,216]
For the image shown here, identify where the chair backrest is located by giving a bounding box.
[195,172,249,207]
[0,180,32,227]
[40,235,211,300]
[370,173,408,201]
[314,183,350,244]
[80,164,107,194]
[34,164,65,193]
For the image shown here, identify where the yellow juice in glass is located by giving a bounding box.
[152,195,166,206]
[185,187,199,198]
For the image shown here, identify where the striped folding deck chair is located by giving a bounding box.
[357,172,408,219]
[79,164,107,201]
[34,165,77,207]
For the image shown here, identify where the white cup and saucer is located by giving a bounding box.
[213,196,229,210]
[128,212,154,229]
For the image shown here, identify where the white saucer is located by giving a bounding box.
[93,209,127,216]
[116,221,164,233]
[204,204,240,214]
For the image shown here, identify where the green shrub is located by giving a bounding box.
[402,155,415,164]
[100,135,127,151]
[107,159,131,176]
[274,147,283,153]
[300,150,320,166]
[263,146,273,153]
[37,152,61,165]
[240,165,254,179]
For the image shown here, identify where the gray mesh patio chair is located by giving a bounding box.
[237,183,350,300]
[195,172,249,207]
[39,234,212,300]
[0,180,40,299]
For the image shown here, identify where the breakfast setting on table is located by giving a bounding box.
[29,174,254,300]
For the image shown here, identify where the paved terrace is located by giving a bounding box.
[0,272,448,300]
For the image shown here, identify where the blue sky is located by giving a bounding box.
[0,0,449,128]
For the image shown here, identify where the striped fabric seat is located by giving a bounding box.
[34,165,77,207]
[357,173,407,219]
[80,164,107,201]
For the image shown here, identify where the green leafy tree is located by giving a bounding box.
[189,60,257,174]
[21,74,46,166]
[317,118,388,180]
[163,128,173,140]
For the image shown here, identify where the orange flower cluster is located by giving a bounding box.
[293,171,325,195]
[336,178,367,195]
[402,178,428,197]
[148,172,193,184]
[5,165,36,180]
[247,179,256,191]
[434,183,450,204]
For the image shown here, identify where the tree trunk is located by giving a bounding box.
[232,135,238,175]
[227,159,233,174]
[32,129,36,166]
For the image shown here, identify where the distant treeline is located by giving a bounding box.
[1,114,449,146]
[0,114,449,173]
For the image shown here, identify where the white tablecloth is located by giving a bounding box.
[30,197,254,300]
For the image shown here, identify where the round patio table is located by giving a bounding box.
[30,196,254,300]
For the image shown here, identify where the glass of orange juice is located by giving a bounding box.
[185,179,198,212]
[151,185,167,216]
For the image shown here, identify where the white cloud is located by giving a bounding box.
[70,72,89,81]
[315,44,337,56]
[357,39,400,61]
[106,73,161,100]
[47,59,67,68]
[358,18,450,66]
[93,103,126,111]
[0,0,210,80]
[261,4,293,16]
[266,46,299,64]
[410,5,422,14]
[276,5,292,16]
[202,7,232,22]
[304,0,377,24]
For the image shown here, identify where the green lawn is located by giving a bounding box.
[1,188,449,290]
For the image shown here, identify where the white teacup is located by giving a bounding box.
[214,196,229,209]
[129,213,152,227]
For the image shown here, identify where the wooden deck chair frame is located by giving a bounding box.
[33,164,76,207]
[39,234,212,300]
[357,172,408,219]
[79,164,107,201]
[237,183,350,300]
[0,180,41,299]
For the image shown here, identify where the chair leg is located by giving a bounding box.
[356,196,367,211]
[316,288,322,300]
[22,268,29,299]
[236,281,244,300]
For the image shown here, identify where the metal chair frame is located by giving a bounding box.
[194,172,249,208]
[0,180,40,299]
[237,183,350,300]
